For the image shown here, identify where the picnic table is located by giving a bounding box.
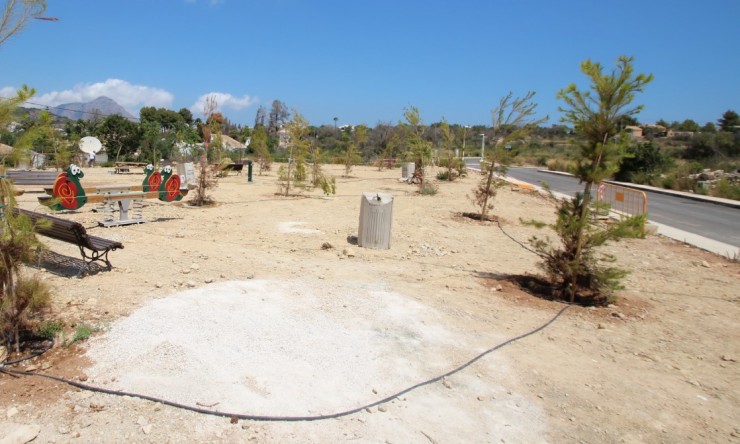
[114,162,148,174]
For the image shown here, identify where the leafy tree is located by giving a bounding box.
[474,92,547,219]
[701,122,717,133]
[250,125,271,175]
[615,141,674,183]
[254,105,267,128]
[278,110,310,196]
[527,56,652,304]
[344,125,367,176]
[400,105,432,189]
[268,100,290,138]
[436,119,466,181]
[308,141,335,195]
[178,108,194,126]
[0,84,52,353]
[191,95,219,206]
[676,119,700,132]
[617,115,639,128]
[718,110,739,132]
[0,0,46,48]
[95,114,141,162]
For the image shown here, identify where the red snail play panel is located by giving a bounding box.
[39,164,189,227]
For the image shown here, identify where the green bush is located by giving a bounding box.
[420,183,438,196]
[37,319,64,340]
[712,178,740,200]
[68,323,95,346]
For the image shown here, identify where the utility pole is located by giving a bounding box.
[462,125,470,157]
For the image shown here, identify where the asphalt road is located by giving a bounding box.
[464,159,740,248]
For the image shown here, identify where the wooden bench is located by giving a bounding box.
[11,207,124,276]
[4,170,59,186]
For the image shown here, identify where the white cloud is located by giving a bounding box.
[0,86,19,98]
[190,92,258,117]
[28,79,173,115]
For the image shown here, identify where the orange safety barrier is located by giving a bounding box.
[595,182,647,228]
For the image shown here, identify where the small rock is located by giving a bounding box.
[611,312,626,320]
[155,282,163,288]
[477,396,485,401]
[321,242,334,250]
[378,406,388,413]
[365,408,373,413]
[190,263,200,271]
[204,278,215,284]
[137,415,147,426]
[6,407,19,418]
[721,355,736,362]
[442,378,452,389]
[142,424,153,435]
[186,281,196,288]
[2,423,40,443]
[342,248,356,258]
[58,425,71,434]
[701,261,711,268]
[597,323,606,329]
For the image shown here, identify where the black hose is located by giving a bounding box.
[1,305,570,422]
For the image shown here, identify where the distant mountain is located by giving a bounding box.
[51,96,136,121]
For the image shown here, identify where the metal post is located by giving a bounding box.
[480,133,486,159]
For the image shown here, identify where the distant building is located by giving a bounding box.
[667,129,694,139]
[220,135,246,152]
[624,125,643,138]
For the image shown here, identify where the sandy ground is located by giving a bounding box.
[1,164,738,443]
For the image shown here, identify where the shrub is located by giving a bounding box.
[67,323,95,346]
[37,319,64,340]
[420,183,438,196]
[712,178,740,200]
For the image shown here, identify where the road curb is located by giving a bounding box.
[535,169,740,209]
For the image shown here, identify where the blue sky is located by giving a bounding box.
[1,0,738,128]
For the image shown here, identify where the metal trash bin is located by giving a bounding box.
[401,162,415,179]
[358,192,393,249]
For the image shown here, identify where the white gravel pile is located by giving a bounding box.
[85,279,460,416]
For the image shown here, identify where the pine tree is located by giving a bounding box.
[527,56,653,304]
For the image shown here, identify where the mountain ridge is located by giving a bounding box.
[50,96,136,121]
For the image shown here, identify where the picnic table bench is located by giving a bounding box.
[4,170,59,186]
[114,162,147,174]
[11,207,124,276]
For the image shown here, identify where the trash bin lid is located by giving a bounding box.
[362,192,393,205]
